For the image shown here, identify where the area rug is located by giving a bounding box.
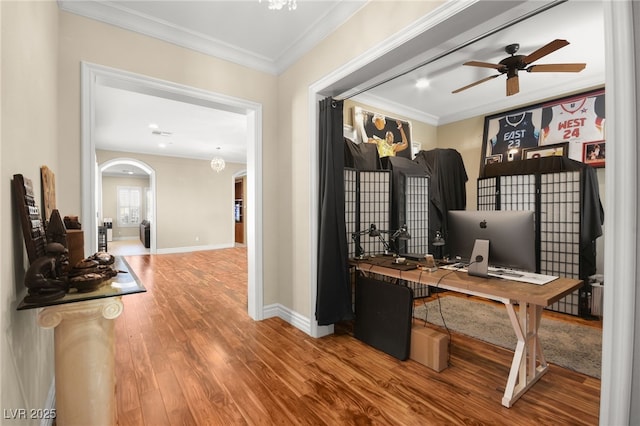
[413,296,602,378]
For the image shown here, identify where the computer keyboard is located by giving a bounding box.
[441,264,557,285]
[488,268,524,278]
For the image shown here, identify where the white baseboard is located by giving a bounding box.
[262,303,331,337]
[263,303,313,335]
[155,243,234,254]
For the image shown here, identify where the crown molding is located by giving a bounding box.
[274,1,367,72]
[58,0,366,75]
[59,0,280,74]
[352,92,439,126]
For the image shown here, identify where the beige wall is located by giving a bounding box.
[1,0,58,417]
[57,10,281,304]
[276,0,443,312]
[436,116,485,209]
[97,150,244,250]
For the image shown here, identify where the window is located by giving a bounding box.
[145,187,152,222]
[117,186,141,227]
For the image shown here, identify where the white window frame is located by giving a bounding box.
[145,187,152,222]
[116,185,142,227]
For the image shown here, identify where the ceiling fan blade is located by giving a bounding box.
[527,63,586,73]
[463,61,505,71]
[506,75,519,96]
[522,39,569,64]
[452,74,500,94]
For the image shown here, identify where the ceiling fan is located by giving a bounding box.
[452,39,586,96]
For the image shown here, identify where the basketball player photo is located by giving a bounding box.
[353,107,412,160]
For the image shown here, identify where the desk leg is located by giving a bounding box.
[502,301,548,408]
[38,297,124,426]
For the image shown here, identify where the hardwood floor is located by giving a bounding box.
[116,248,600,425]
[108,239,150,256]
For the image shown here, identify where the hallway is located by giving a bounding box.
[107,239,149,256]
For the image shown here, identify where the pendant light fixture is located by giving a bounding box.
[210,147,225,173]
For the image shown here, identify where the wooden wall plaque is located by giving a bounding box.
[13,174,47,263]
[41,166,56,224]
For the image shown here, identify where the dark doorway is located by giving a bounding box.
[235,178,245,244]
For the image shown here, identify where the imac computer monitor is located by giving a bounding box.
[446,210,536,272]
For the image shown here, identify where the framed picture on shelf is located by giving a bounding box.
[353,106,412,159]
[582,140,606,168]
[523,142,569,160]
[485,154,503,165]
[479,88,606,175]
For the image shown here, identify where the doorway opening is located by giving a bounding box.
[234,173,247,246]
[81,62,264,320]
[98,158,154,256]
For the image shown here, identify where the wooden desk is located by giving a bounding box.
[351,259,583,408]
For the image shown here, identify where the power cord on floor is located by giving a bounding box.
[420,261,478,367]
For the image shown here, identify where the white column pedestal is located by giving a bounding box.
[38,297,124,426]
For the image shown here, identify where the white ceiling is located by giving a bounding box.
[61,0,605,175]
[95,83,249,164]
[357,0,605,127]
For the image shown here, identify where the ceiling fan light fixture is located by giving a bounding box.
[453,39,586,96]
[506,75,519,96]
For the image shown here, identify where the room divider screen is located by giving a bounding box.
[400,174,430,257]
[344,168,392,258]
[478,171,583,316]
[345,168,431,299]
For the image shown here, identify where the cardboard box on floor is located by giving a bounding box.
[410,325,448,372]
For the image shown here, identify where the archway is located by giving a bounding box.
[98,158,156,253]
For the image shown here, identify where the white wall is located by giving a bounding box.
[632,6,640,421]
[1,0,58,420]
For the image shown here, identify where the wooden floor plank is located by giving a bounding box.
[139,389,171,426]
[115,248,600,425]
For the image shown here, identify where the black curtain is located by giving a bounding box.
[316,98,354,325]
[413,149,468,253]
